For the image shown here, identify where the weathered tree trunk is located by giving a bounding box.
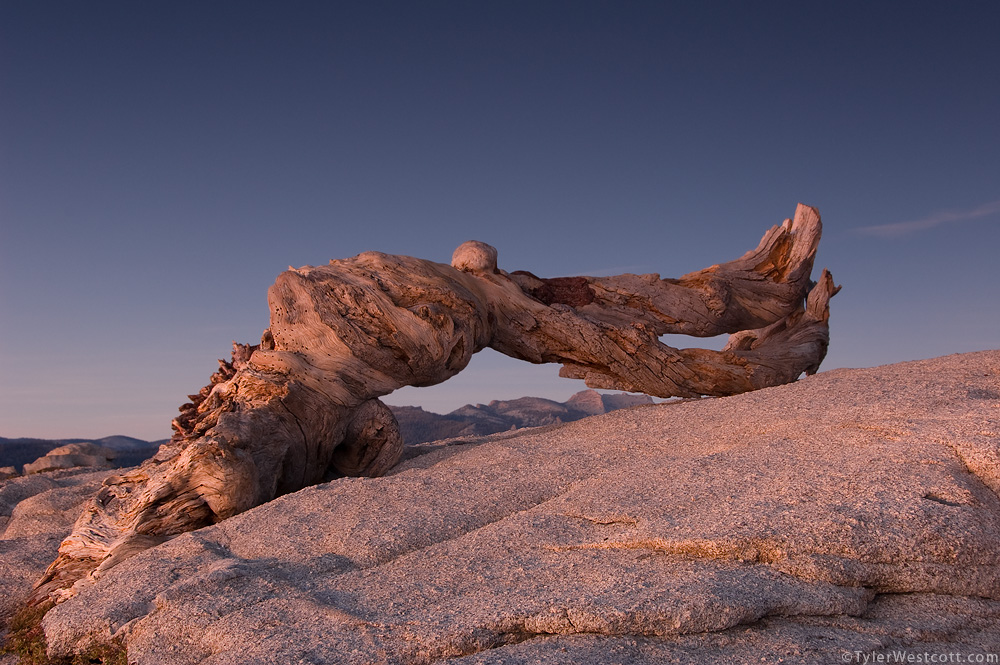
[33,203,838,604]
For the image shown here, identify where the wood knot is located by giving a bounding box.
[451,241,498,274]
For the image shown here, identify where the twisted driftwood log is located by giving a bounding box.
[33,203,839,604]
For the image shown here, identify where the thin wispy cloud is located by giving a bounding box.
[857,199,1000,237]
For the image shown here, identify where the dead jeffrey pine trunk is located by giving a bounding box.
[33,203,839,604]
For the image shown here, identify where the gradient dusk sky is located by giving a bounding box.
[2,2,998,441]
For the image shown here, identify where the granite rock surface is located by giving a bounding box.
[0,468,117,621]
[5,351,999,663]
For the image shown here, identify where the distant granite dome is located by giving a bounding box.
[0,436,164,475]
[22,442,116,475]
[564,389,607,415]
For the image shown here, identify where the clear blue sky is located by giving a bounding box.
[2,2,998,440]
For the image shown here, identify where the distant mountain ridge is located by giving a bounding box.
[0,390,653,472]
[389,389,654,445]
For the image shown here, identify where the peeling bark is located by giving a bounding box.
[32,203,838,604]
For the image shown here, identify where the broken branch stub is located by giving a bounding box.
[32,203,838,604]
